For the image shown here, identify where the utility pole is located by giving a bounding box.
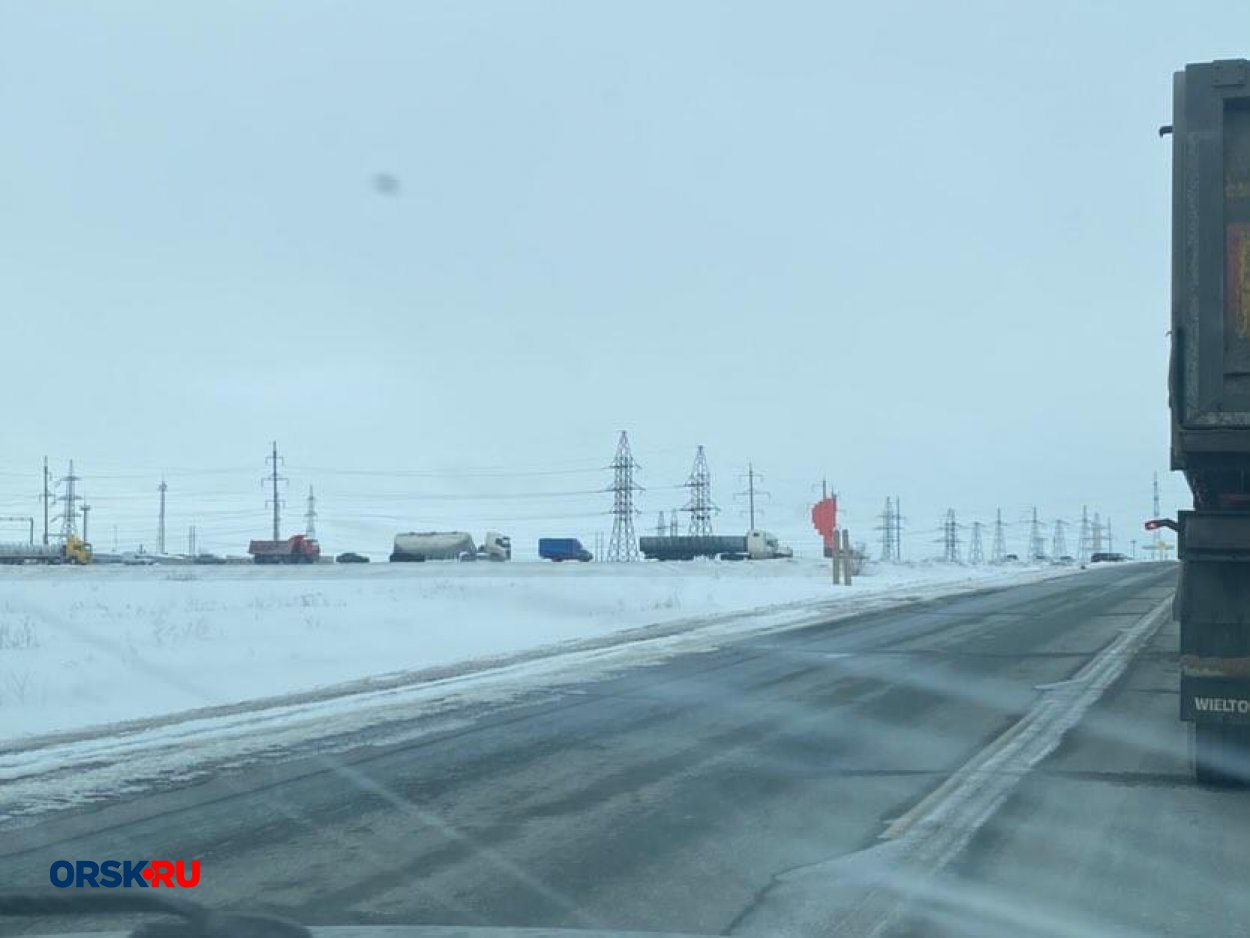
[605,431,642,562]
[1078,506,1092,564]
[669,509,679,538]
[968,521,984,564]
[41,457,50,547]
[1106,517,1114,553]
[112,525,119,553]
[305,486,318,539]
[736,464,769,532]
[157,478,167,555]
[263,441,287,542]
[991,508,1006,563]
[1151,472,1164,559]
[188,525,197,556]
[746,464,756,531]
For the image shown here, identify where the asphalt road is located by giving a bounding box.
[3,564,1216,938]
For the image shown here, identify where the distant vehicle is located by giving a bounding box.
[390,531,510,562]
[1056,555,1075,563]
[1090,552,1128,563]
[335,552,370,564]
[638,530,793,561]
[121,550,157,566]
[0,535,93,565]
[249,534,321,564]
[539,538,593,562]
[192,553,228,565]
[478,531,512,562]
[1003,553,1020,562]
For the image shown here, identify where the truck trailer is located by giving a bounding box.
[248,534,321,564]
[0,536,92,565]
[1163,59,1250,784]
[539,538,593,562]
[390,531,511,562]
[638,530,792,561]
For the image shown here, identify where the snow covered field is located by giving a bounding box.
[0,558,1077,744]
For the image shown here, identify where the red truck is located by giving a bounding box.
[248,534,321,564]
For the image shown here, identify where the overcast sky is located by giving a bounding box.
[0,1,1241,558]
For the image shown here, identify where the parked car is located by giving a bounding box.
[336,552,370,564]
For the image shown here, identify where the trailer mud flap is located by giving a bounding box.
[1181,676,1250,723]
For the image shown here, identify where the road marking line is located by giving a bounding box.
[731,595,1173,938]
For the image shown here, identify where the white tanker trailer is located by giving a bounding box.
[390,531,511,562]
[0,536,92,565]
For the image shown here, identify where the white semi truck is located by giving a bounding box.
[390,531,511,562]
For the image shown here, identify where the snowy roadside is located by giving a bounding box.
[0,560,1082,825]
[0,559,1075,743]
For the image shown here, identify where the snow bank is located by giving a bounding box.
[0,559,1069,742]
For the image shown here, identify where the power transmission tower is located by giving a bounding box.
[895,496,904,561]
[1078,506,1092,563]
[1106,517,1114,553]
[305,486,318,539]
[682,445,717,536]
[1051,519,1067,559]
[54,461,82,540]
[991,508,1006,563]
[669,510,679,538]
[157,478,167,554]
[968,521,984,564]
[942,509,960,562]
[605,431,642,562]
[879,497,899,562]
[1028,507,1045,561]
[656,511,667,537]
[1092,512,1104,553]
[41,456,51,545]
[263,441,287,541]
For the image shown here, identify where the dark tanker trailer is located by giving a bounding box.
[1162,59,1250,784]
